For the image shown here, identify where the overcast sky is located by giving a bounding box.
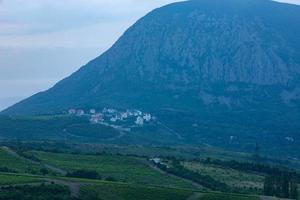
[0,0,300,111]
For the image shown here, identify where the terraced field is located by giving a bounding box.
[31,151,195,189]
[0,183,72,200]
[0,147,297,200]
[0,174,43,186]
[0,147,46,174]
[199,193,260,200]
[183,161,264,191]
[80,183,193,200]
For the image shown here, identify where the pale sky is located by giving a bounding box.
[0,0,300,111]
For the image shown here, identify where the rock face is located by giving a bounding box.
[2,0,300,157]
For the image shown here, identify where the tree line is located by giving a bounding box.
[153,157,299,198]
[154,159,229,192]
[264,172,298,199]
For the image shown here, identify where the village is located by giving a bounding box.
[67,107,155,131]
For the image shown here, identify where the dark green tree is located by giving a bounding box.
[290,180,298,199]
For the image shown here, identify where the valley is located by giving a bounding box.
[0,143,299,200]
[1,113,300,160]
[1,0,300,199]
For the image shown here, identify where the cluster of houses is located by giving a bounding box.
[68,107,154,127]
[68,109,84,116]
[149,157,170,168]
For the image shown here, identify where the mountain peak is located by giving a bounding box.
[2,0,300,155]
[3,0,300,116]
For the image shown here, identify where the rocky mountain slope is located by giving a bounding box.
[2,0,300,157]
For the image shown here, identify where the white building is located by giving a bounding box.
[143,113,152,122]
[90,113,103,124]
[133,110,142,116]
[68,109,76,115]
[107,108,117,114]
[121,112,128,119]
[150,158,161,164]
[110,117,117,122]
[126,110,134,116]
[135,116,144,125]
[76,109,85,116]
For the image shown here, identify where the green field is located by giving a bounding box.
[199,193,260,200]
[0,174,43,185]
[0,148,46,174]
[0,115,120,142]
[0,144,297,200]
[0,173,262,200]
[183,161,264,191]
[0,184,72,200]
[80,183,193,200]
[30,151,195,189]
[72,144,254,162]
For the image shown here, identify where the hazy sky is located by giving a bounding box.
[0,0,300,111]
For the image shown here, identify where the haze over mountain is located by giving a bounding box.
[2,0,300,157]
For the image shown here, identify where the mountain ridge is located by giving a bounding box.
[3,0,300,115]
[1,0,300,157]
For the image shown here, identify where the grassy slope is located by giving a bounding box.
[183,161,264,190]
[0,115,120,141]
[0,148,267,200]
[0,183,72,200]
[0,173,263,200]
[80,183,193,200]
[199,193,260,200]
[0,174,42,185]
[0,147,291,199]
[0,148,45,174]
[31,151,195,189]
[74,144,253,162]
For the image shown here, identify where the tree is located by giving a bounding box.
[264,176,273,196]
[66,169,100,180]
[264,174,298,199]
[290,180,298,199]
[253,142,261,163]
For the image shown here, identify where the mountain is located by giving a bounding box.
[2,0,300,157]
